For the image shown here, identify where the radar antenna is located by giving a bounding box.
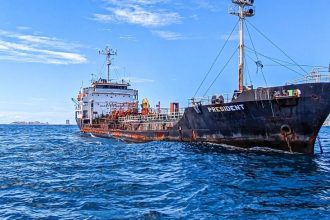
[229,0,255,92]
[99,46,117,82]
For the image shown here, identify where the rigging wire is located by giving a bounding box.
[246,20,308,75]
[244,55,253,85]
[259,62,267,87]
[114,66,119,81]
[246,51,299,67]
[203,47,238,97]
[97,59,107,79]
[246,54,268,85]
[245,46,305,76]
[193,20,239,98]
[244,21,259,62]
[245,47,317,72]
[244,20,268,86]
[263,64,328,68]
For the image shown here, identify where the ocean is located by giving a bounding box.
[0,125,329,219]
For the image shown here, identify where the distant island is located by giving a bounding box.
[11,121,49,125]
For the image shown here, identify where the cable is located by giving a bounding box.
[244,21,259,62]
[244,20,268,86]
[203,47,238,97]
[97,60,107,79]
[259,66,268,87]
[263,64,328,68]
[245,47,305,76]
[193,20,239,98]
[246,20,308,75]
[248,54,298,67]
[245,53,267,86]
[244,55,253,85]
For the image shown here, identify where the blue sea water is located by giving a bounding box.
[0,125,329,219]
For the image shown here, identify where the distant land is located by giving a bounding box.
[11,121,49,125]
[8,121,75,126]
[9,120,329,126]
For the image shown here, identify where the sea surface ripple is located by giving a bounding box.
[0,125,330,219]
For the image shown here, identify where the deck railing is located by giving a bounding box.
[188,93,232,107]
[286,68,330,85]
[118,111,184,123]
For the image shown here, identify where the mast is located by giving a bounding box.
[230,0,255,92]
[99,46,117,82]
[238,5,244,92]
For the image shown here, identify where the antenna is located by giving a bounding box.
[229,0,255,92]
[99,46,117,82]
[90,73,96,83]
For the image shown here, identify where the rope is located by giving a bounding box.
[244,21,259,62]
[203,47,238,97]
[246,20,308,75]
[245,47,305,76]
[97,60,107,79]
[193,20,239,98]
[263,64,328,68]
[246,53,268,87]
[244,20,268,86]
[249,53,299,67]
[244,55,253,85]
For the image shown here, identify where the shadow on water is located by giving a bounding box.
[76,130,325,176]
[74,130,329,181]
[183,142,322,175]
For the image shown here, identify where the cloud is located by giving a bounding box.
[16,26,31,30]
[0,29,87,64]
[119,35,137,41]
[93,0,181,27]
[189,14,199,21]
[195,1,223,12]
[152,30,184,40]
[93,13,113,23]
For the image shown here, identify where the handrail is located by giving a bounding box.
[286,69,330,85]
[149,107,185,115]
[189,93,232,106]
[118,111,184,123]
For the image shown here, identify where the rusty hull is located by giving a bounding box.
[78,82,330,155]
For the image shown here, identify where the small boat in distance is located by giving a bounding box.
[73,0,330,154]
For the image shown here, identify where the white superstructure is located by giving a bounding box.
[74,46,139,126]
[75,79,138,125]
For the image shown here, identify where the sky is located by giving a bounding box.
[0,0,329,124]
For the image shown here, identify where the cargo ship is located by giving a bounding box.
[73,0,330,154]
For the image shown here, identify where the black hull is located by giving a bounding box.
[77,83,330,154]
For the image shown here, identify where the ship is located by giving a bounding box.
[73,0,330,154]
